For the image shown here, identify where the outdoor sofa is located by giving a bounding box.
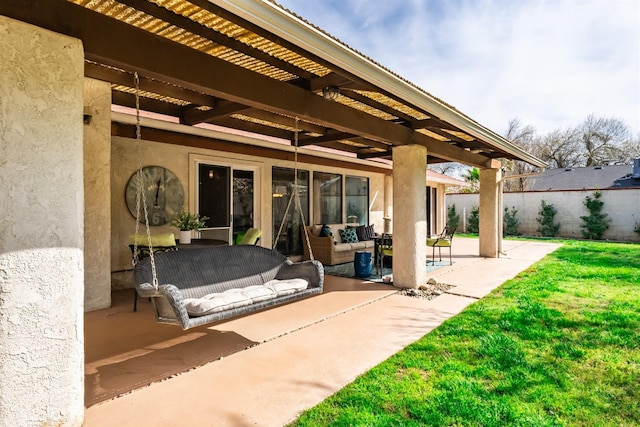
[302,223,376,266]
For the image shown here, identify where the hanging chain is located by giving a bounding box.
[272,184,294,250]
[271,117,313,260]
[132,72,159,289]
[292,117,314,261]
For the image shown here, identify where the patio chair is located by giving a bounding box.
[376,233,393,275]
[426,226,455,265]
[239,228,262,245]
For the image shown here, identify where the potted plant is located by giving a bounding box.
[170,210,209,244]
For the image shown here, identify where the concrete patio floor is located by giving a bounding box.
[84,237,561,426]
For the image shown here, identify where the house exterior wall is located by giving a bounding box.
[83,78,112,311]
[110,133,388,274]
[447,188,640,242]
[0,17,85,427]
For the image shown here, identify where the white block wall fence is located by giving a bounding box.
[447,188,640,242]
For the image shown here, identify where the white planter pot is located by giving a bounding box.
[179,230,192,244]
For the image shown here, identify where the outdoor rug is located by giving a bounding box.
[323,260,450,283]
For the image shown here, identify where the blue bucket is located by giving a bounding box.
[354,251,372,278]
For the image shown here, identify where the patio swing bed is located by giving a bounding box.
[129,73,323,330]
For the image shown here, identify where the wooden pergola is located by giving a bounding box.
[0,4,551,424]
[3,0,544,170]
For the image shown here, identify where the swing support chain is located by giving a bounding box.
[272,117,314,261]
[131,71,159,289]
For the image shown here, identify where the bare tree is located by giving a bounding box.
[619,134,640,164]
[428,162,467,178]
[502,118,539,191]
[497,116,637,192]
[579,115,632,166]
[536,128,582,169]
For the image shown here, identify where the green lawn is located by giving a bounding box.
[291,240,640,427]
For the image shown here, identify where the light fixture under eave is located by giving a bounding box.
[322,86,340,101]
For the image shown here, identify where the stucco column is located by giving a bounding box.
[479,167,502,258]
[83,78,112,311]
[392,145,427,289]
[383,174,393,233]
[0,18,85,426]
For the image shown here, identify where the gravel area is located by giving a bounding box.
[397,278,456,300]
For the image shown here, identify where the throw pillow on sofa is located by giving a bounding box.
[339,227,359,243]
[349,224,375,241]
[320,224,333,237]
[364,224,375,240]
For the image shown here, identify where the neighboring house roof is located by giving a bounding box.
[527,164,640,191]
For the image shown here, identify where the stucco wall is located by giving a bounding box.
[84,78,112,310]
[110,132,388,275]
[392,145,427,288]
[0,17,85,427]
[448,189,640,242]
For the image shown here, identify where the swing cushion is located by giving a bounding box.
[182,279,309,316]
[183,292,253,316]
[224,285,277,302]
[264,278,308,296]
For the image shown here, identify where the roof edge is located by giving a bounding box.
[212,0,546,168]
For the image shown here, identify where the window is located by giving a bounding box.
[272,167,309,255]
[346,176,369,225]
[313,172,342,224]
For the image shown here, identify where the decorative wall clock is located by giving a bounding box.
[125,166,184,226]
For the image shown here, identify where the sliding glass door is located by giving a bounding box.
[197,162,258,244]
[232,169,255,244]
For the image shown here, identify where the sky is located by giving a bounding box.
[276,0,640,138]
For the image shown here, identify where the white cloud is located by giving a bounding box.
[277,0,640,136]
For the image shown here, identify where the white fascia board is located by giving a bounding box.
[212,0,545,169]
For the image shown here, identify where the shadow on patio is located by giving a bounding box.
[85,275,397,407]
[84,237,562,425]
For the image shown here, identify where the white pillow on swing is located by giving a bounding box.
[224,285,277,303]
[183,292,252,317]
[264,278,308,296]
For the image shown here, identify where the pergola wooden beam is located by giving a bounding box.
[85,61,217,107]
[297,131,356,146]
[205,116,293,140]
[117,0,316,81]
[358,150,392,159]
[340,89,417,123]
[231,110,327,135]
[187,0,375,92]
[111,91,184,117]
[1,0,496,168]
[423,127,469,144]
[308,72,370,92]
[411,118,460,132]
[348,137,392,151]
[180,102,250,125]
